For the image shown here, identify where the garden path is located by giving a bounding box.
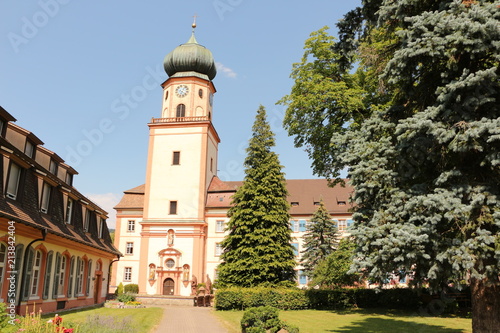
[152,305,228,333]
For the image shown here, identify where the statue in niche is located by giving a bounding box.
[183,265,189,281]
[191,275,198,295]
[167,230,174,246]
[149,264,156,280]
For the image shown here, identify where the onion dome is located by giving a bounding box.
[163,24,217,81]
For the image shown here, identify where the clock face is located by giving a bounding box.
[175,85,189,97]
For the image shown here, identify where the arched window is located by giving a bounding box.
[30,250,43,297]
[86,260,92,296]
[68,256,75,297]
[42,251,53,300]
[22,247,34,301]
[76,257,84,295]
[0,243,6,297]
[176,104,186,118]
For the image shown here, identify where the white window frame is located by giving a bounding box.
[337,219,347,232]
[65,198,73,224]
[6,163,21,200]
[58,255,67,296]
[126,242,134,255]
[124,267,132,282]
[215,243,222,257]
[84,210,91,232]
[30,250,42,297]
[40,182,51,213]
[76,257,85,295]
[127,220,135,232]
[216,220,225,233]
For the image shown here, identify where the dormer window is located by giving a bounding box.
[25,141,35,158]
[291,202,299,207]
[65,198,73,224]
[6,162,22,200]
[0,119,5,137]
[40,182,52,213]
[65,173,73,186]
[337,201,346,206]
[49,160,58,175]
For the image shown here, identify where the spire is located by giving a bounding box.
[187,14,198,44]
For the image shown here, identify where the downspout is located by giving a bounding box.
[17,228,47,314]
[107,257,120,299]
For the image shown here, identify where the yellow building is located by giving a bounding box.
[112,27,354,296]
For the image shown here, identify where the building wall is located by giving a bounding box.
[0,221,114,314]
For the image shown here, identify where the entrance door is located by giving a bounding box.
[163,278,174,295]
[94,275,102,303]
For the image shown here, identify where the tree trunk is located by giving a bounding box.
[470,277,500,333]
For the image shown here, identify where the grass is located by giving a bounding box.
[53,306,163,332]
[213,308,472,333]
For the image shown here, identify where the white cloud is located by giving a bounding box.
[216,62,237,78]
[86,192,122,229]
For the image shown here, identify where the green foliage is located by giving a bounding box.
[311,238,359,288]
[115,282,124,296]
[117,292,136,303]
[301,200,340,277]
[217,105,296,287]
[0,303,8,330]
[280,1,500,328]
[241,306,285,333]
[215,287,309,311]
[124,283,139,294]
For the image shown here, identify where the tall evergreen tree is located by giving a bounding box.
[280,1,500,331]
[217,105,296,288]
[301,200,340,277]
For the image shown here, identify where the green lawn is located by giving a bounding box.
[213,308,472,333]
[55,306,163,332]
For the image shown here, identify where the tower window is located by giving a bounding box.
[165,91,169,101]
[173,151,180,165]
[176,104,186,118]
[169,201,177,215]
[198,89,203,98]
[126,242,134,255]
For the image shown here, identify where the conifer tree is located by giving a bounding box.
[280,1,499,330]
[216,105,296,288]
[301,200,340,277]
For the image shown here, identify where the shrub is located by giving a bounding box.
[241,306,284,333]
[115,282,124,296]
[124,283,139,294]
[117,292,136,303]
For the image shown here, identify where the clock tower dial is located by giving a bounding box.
[175,85,189,97]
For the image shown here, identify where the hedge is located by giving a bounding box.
[214,287,457,311]
[215,287,309,310]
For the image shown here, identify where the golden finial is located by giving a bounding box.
[192,14,198,32]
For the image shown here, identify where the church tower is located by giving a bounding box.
[138,22,219,296]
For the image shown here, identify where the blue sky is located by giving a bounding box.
[0,0,359,226]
